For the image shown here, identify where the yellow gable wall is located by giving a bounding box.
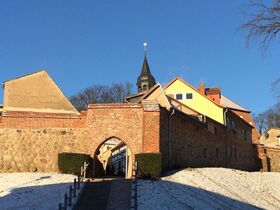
[165,79,224,124]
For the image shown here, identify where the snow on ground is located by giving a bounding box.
[138,168,280,210]
[0,173,79,210]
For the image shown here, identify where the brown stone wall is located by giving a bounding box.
[258,146,280,172]
[0,128,86,172]
[160,109,259,171]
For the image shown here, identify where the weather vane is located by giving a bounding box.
[143,42,147,52]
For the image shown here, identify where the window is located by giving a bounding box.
[175,93,183,100]
[186,93,193,99]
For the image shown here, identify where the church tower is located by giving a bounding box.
[136,43,156,92]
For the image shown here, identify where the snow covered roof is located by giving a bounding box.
[220,95,249,112]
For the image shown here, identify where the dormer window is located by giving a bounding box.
[175,93,183,100]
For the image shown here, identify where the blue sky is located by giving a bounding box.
[0,0,279,114]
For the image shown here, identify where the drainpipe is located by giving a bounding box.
[224,108,229,167]
[125,146,128,178]
[168,108,175,169]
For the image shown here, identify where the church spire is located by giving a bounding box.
[137,42,156,92]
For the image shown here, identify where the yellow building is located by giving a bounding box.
[164,77,225,124]
[260,128,280,147]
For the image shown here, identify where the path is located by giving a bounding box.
[74,178,131,210]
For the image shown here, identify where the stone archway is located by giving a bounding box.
[88,130,135,178]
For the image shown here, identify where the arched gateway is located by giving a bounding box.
[92,137,133,178]
[87,130,136,178]
[82,103,161,178]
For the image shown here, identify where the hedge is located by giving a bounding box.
[58,152,91,174]
[135,153,162,178]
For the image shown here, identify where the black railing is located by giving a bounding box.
[58,161,89,210]
[131,161,138,210]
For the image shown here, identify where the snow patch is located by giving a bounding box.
[138,168,280,210]
[0,172,77,210]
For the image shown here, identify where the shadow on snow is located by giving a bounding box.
[0,174,268,210]
[137,179,265,210]
[0,177,73,210]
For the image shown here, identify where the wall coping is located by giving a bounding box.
[1,110,81,119]
[88,104,142,109]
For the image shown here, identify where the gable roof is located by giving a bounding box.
[220,95,249,112]
[125,91,146,103]
[126,83,173,109]
[164,77,225,108]
[3,70,79,115]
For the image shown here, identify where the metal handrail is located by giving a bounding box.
[58,161,89,210]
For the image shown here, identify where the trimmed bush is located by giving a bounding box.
[58,152,91,174]
[135,153,162,178]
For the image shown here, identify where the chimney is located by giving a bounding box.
[205,87,221,103]
[199,82,205,94]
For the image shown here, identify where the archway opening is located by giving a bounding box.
[94,137,132,178]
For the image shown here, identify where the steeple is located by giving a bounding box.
[137,43,156,92]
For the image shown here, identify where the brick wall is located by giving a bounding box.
[0,102,262,175]
[258,146,280,172]
[84,104,146,156]
[160,108,259,171]
[160,108,170,170]
[142,101,160,153]
[0,111,85,128]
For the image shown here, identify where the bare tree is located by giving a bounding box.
[241,1,280,97]
[254,101,280,133]
[241,0,280,50]
[70,82,132,111]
